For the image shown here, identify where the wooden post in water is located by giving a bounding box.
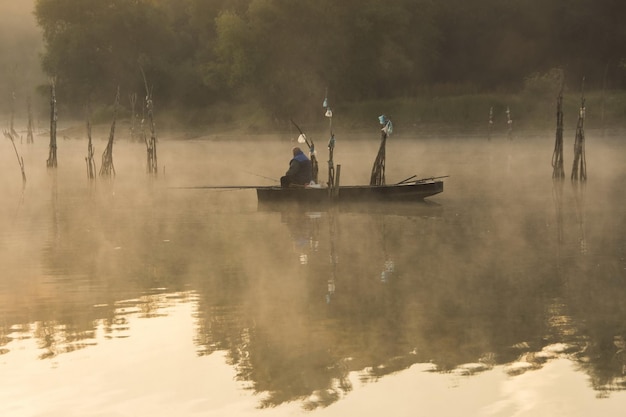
[323,92,336,192]
[327,133,336,194]
[99,86,120,177]
[571,78,587,182]
[46,79,57,168]
[333,164,341,199]
[552,82,565,179]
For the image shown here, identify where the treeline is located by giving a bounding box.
[34,0,626,123]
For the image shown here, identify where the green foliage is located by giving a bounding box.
[33,0,626,122]
[523,68,565,99]
[35,0,199,111]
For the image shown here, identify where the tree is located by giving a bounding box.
[35,0,202,112]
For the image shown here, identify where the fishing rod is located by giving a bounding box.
[290,118,319,183]
[290,119,313,149]
[170,185,274,190]
[244,171,279,183]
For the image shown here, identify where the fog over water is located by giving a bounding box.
[0,123,625,416]
[1,3,626,415]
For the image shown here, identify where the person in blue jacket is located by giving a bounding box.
[281,147,312,187]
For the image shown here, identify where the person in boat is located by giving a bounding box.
[280,147,312,187]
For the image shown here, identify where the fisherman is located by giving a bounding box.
[280,147,312,187]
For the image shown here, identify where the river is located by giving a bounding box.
[1,127,625,416]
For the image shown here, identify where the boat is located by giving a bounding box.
[256,178,444,204]
[258,105,445,204]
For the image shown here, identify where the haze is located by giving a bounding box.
[0,0,44,116]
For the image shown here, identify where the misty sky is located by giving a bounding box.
[0,0,45,115]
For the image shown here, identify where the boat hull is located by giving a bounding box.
[256,180,443,204]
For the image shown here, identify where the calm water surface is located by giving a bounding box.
[1,130,625,416]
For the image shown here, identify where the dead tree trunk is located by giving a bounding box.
[552,83,565,180]
[46,80,57,168]
[4,91,26,185]
[85,106,96,180]
[4,131,27,186]
[571,79,587,182]
[26,96,34,144]
[99,87,120,178]
[9,92,20,143]
[141,69,158,175]
[129,93,138,141]
[370,115,392,186]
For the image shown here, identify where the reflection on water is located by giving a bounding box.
[1,136,626,414]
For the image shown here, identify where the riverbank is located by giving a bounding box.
[16,90,626,143]
[156,90,626,138]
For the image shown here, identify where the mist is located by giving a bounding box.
[0,0,45,119]
[1,1,626,414]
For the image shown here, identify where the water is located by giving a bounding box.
[1,129,625,416]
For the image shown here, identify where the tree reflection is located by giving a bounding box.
[2,177,626,410]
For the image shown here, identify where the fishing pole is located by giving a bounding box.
[290,118,319,183]
[244,171,279,183]
[169,185,272,190]
[290,119,312,149]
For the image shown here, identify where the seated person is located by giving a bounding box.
[280,147,312,187]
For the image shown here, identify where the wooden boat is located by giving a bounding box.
[260,110,446,205]
[256,178,444,204]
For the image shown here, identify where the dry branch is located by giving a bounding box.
[4,129,26,186]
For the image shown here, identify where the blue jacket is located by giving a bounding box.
[285,151,312,184]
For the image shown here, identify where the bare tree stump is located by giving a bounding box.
[552,83,565,180]
[571,79,587,182]
[129,93,138,141]
[99,87,120,178]
[26,96,34,144]
[141,69,158,175]
[370,115,392,186]
[46,80,57,168]
[85,105,96,180]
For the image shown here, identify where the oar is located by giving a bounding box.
[394,175,449,185]
[396,175,417,184]
[414,175,449,183]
